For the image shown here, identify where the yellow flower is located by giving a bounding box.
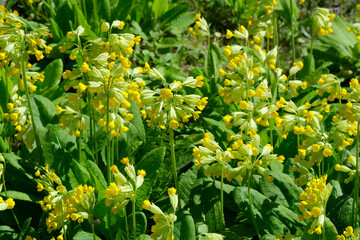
[343,226,353,237]
[197,97,208,110]
[5,198,15,209]
[110,165,119,173]
[168,187,176,196]
[239,100,247,110]
[160,88,173,101]
[142,200,151,210]
[81,62,89,73]
[196,75,204,87]
[78,83,87,93]
[121,157,130,165]
[169,119,179,129]
[34,50,44,61]
[322,148,333,157]
[105,182,120,197]
[350,78,359,89]
[226,29,233,39]
[37,183,44,192]
[137,169,146,177]
[310,207,322,217]
[194,13,201,21]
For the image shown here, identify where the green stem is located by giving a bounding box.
[273,12,279,67]
[106,91,111,184]
[220,161,224,231]
[4,66,8,107]
[78,102,82,163]
[82,0,87,18]
[91,217,96,240]
[61,198,67,240]
[353,120,360,228]
[309,18,314,75]
[169,128,179,191]
[270,119,274,147]
[21,60,43,161]
[248,169,260,238]
[93,105,98,165]
[2,161,21,231]
[132,193,137,240]
[290,0,296,63]
[123,208,129,240]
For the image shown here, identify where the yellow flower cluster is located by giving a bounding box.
[193,132,232,179]
[141,73,207,130]
[188,13,209,38]
[335,156,359,184]
[142,187,178,240]
[337,226,358,239]
[313,8,335,36]
[36,166,95,235]
[229,134,280,182]
[105,157,146,214]
[57,93,87,137]
[298,175,332,235]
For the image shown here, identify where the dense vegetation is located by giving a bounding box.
[0,0,360,239]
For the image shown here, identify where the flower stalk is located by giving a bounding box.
[20,59,43,161]
[169,128,179,191]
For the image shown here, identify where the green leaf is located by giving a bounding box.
[174,210,196,240]
[178,166,198,205]
[168,12,195,35]
[102,0,111,20]
[318,16,356,58]
[0,190,40,202]
[33,95,57,126]
[128,212,147,236]
[37,59,63,99]
[2,154,37,193]
[138,235,152,240]
[302,217,338,240]
[152,0,168,20]
[19,217,32,240]
[156,37,183,48]
[135,147,166,209]
[275,0,299,25]
[73,230,102,240]
[74,5,98,40]
[0,225,18,239]
[112,0,133,21]
[49,18,63,41]
[161,2,190,27]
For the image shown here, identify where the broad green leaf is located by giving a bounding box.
[174,210,196,240]
[135,147,166,210]
[73,230,102,240]
[168,12,196,35]
[112,0,133,22]
[33,95,57,126]
[275,0,299,25]
[152,0,168,20]
[156,38,183,48]
[102,0,111,20]
[37,59,63,99]
[302,217,338,240]
[19,217,32,240]
[128,212,147,236]
[161,2,190,27]
[0,190,40,202]
[74,5,98,40]
[0,225,18,240]
[178,166,197,206]
[138,235,152,240]
[2,154,37,193]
